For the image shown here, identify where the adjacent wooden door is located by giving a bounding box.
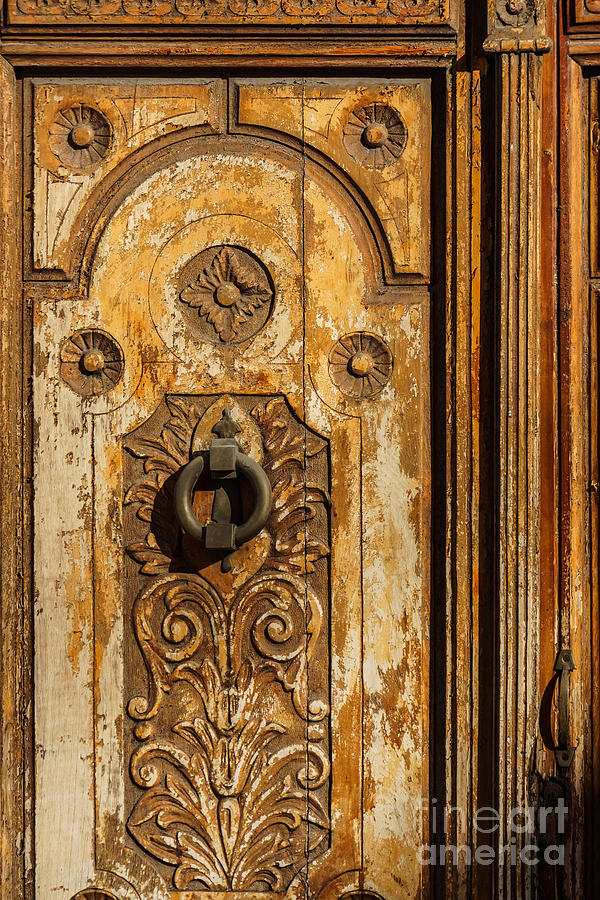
[31,77,433,899]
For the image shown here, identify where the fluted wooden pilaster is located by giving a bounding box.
[485,4,550,897]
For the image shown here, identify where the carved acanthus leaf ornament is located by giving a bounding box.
[123,396,331,890]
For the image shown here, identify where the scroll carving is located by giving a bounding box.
[123,395,331,891]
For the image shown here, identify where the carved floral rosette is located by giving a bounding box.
[123,395,331,891]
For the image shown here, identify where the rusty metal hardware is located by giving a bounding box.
[174,409,272,557]
[553,648,577,770]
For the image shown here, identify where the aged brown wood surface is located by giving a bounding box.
[0,55,26,898]
[558,15,600,897]
[483,2,552,897]
[20,73,439,899]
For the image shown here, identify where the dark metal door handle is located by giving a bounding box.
[173,408,272,552]
[553,648,577,770]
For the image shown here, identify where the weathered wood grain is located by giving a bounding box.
[31,79,227,275]
[558,46,597,900]
[0,54,25,900]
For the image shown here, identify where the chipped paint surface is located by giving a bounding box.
[33,299,96,896]
[32,80,431,898]
[236,79,431,279]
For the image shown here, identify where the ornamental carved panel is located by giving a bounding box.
[123,394,331,890]
[178,246,275,343]
[8,0,452,26]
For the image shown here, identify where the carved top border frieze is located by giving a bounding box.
[484,0,551,53]
[8,0,452,27]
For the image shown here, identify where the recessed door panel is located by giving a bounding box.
[32,78,432,900]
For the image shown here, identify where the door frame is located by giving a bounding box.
[0,14,489,900]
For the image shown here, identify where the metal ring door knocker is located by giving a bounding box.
[174,408,272,571]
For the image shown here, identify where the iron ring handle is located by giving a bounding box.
[552,648,577,770]
[173,452,272,548]
[235,455,273,544]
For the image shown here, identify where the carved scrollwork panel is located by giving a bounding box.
[122,394,331,891]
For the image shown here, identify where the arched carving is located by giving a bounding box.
[341,893,385,900]
[61,128,411,298]
[71,891,117,900]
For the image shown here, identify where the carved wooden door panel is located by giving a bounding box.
[31,76,431,900]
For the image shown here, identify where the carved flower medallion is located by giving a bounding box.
[48,105,111,169]
[178,245,274,344]
[60,328,124,397]
[343,102,407,169]
[329,332,393,399]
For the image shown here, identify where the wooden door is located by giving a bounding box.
[525,5,600,898]
[557,13,600,897]
[28,76,433,900]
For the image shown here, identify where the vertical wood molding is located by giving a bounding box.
[485,5,550,896]
[444,69,482,900]
[558,54,588,900]
[0,56,25,898]
[497,50,542,899]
